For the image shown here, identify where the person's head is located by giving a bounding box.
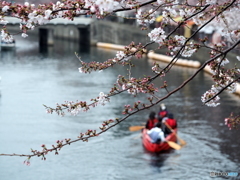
[149,111,156,120]
[158,116,163,122]
[168,113,174,119]
[155,122,162,128]
[160,103,166,111]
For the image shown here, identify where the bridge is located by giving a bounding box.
[3,16,154,52]
[4,16,94,47]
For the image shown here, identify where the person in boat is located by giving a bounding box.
[145,111,158,130]
[162,113,177,135]
[158,103,168,119]
[147,122,165,143]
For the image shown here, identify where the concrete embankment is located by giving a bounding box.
[96,42,127,51]
[147,51,201,68]
[96,42,201,68]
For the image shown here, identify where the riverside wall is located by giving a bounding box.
[91,20,158,50]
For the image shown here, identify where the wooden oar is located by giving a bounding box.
[166,141,181,150]
[164,122,187,146]
[129,126,145,131]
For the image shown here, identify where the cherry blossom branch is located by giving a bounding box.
[225,112,240,130]
[113,0,157,12]
[203,76,240,105]
[162,0,235,72]
[79,3,209,74]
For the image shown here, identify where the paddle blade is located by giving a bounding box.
[164,122,187,147]
[166,141,181,150]
[178,138,187,146]
[129,126,145,131]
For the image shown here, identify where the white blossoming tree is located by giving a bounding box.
[0,0,240,164]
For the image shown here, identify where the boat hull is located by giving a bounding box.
[141,128,177,153]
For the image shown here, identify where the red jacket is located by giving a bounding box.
[158,110,168,118]
[165,118,177,129]
[146,118,158,130]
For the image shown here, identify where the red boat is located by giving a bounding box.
[141,128,177,153]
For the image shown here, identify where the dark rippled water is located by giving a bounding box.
[0,36,239,180]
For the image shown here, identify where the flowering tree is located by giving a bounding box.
[0,0,240,164]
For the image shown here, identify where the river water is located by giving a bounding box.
[0,36,239,180]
